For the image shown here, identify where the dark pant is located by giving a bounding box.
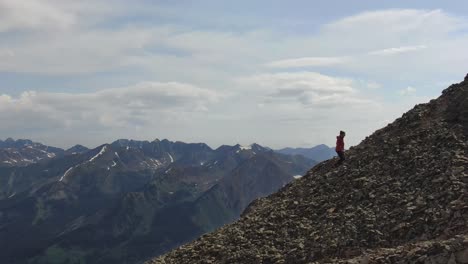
[336,151,345,162]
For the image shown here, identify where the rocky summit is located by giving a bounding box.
[147,75,468,264]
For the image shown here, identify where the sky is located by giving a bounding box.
[1,0,468,149]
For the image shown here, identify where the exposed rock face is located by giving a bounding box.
[147,75,468,263]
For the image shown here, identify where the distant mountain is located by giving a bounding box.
[0,139,316,264]
[276,144,336,162]
[0,138,65,167]
[65,144,89,155]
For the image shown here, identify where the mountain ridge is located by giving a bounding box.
[276,144,335,162]
[0,138,317,264]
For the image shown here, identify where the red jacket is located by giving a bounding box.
[336,136,344,152]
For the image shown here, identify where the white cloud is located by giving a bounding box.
[0,5,467,148]
[1,6,467,81]
[368,45,427,56]
[0,82,220,132]
[266,56,348,68]
[0,49,14,57]
[323,9,464,40]
[366,81,381,89]
[256,9,467,82]
[315,9,468,79]
[398,86,417,96]
[239,72,376,109]
[0,26,172,74]
[241,72,355,94]
[0,0,76,32]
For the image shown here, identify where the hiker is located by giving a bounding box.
[336,130,345,164]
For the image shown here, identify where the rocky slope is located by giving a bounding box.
[147,75,468,264]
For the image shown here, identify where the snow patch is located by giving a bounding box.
[89,146,107,162]
[240,145,252,150]
[293,175,303,179]
[111,161,117,167]
[8,192,16,198]
[47,153,56,158]
[168,153,174,163]
[151,159,161,166]
[59,167,75,182]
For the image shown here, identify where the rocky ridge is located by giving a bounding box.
[0,138,65,167]
[147,74,468,263]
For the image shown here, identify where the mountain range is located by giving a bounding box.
[0,139,318,264]
[148,75,468,263]
[276,144,336,162]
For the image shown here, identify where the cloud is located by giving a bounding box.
[0,49,14,57]
[0,26,173,74]
[366,81,381,89]
[323,9,464,39]
[0,82,220,133]
[1,5,467,148]
[0,0,76,32]
[368,45,427,56]
[257,9,467,82]
[398,86,417,96]
[241,72,355,94]
[266,56,348,68]
[1,6,467,81]
[304,9,468,82]
[239,72,375,108]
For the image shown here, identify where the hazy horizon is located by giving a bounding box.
[0,135,336,151]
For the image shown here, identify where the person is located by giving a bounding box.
[336,130,346,164]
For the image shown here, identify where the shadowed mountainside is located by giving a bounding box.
[0,140,315,264]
